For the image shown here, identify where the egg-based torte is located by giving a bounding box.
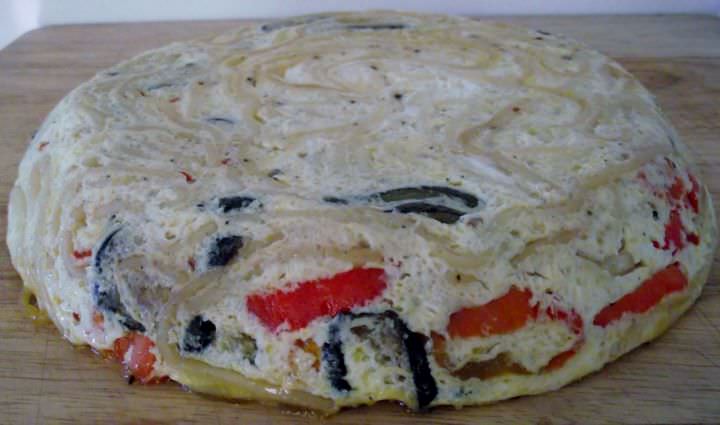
[7,11,717,413]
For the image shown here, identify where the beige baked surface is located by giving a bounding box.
[4,10,716,418]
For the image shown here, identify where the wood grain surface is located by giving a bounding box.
[1,15,719,425]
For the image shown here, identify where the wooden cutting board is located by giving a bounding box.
[1,15,719,425]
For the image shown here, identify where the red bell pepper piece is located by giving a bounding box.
[544,348,577,371]
[542,306,584,370]
[643,163,702,252]
[72,249,92,260]
[545,305,584,335]
[593,262,688,327]
[663,209,685,251]
[246,267,387,332]
[113,332,158,383]
[446,286,586,372]
[447,286,537,338]
[668,177,685,201]
[432,286,583,371]
[179,171,195,183]
[447,286,585,339]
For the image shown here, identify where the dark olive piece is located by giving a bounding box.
[260,15,316,32]
[322,196,349,205]
[389,202,465,224]
[93,227,122,273]
[217,196,256,213]
[93,279,146,332]
[345,23,406,31]
[120,317,146,332]
[387,312,438,410]
[182,315,217,353]
[260,15,328,32]
[377,186,479,208]
[92,228,146,332]
[146,82,174,91]
[207,235,244,267]
[322,315,352,392]
[206,117,235,125]
[321,311,438,408]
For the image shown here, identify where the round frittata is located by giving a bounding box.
[7,11,718,413]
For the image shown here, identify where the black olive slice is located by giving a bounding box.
[182,315,217,353]
[206,117,235,125]
[376,186,479,208]
[389,202,465,224]
[260,15,328,32]
[217,196,257,213]
[345,23,407,31]
[207,235,244,267]
[321,311,438,408]
[386,311,438,409]
[322,315,352,392]
[322,196,349,205]
[92,228,146,332]
[323,186,481,224]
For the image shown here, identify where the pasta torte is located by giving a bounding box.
[7,11,717,413]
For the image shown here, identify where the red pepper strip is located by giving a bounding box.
[246,268,387,332]
[545,305,584,335]
[593,262,688,328]
[544,348,577,371]
[541,306,584,370]
[644,165,701,252]
[72,249,92,260]
[437,309,584,374]
[446,287,585,372]
[661,209,686,252]
[447,286,537,338]
[113,332,158,383]
[179,171,195,183]
[668,177,685,201]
